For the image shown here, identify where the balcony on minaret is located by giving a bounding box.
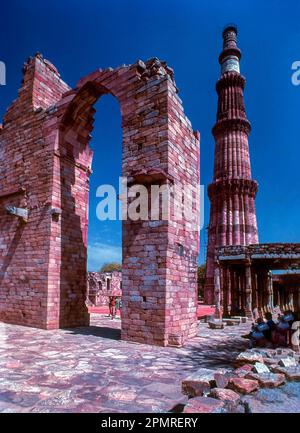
[219,24,241,75]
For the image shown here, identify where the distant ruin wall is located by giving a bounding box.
[87,271,122,306]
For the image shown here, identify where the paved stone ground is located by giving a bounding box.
[0,315,299,413]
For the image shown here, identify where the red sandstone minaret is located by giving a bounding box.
[204,25,259,305]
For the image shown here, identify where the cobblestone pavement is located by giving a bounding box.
[0,315,299,413]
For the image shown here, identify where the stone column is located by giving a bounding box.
[259,271,265,314]
[267,272,274,311]
[263,270,270,313]
[227,268,232,317]
[253,270,259,308]
[214,263,222,319]
[237,271,242,312]
[287,289,294,311]
[245,263,253,318]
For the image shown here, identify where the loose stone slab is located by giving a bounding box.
[279,358,297,368]
[182,368,229,397]
[227,378,259,395]
[223,319,240,326]
[235,351,264,366]
[276,348,296,357]
[183,396,225,413]
[214,371,232,389]
[230,316,242,323]
[263,357,280,367]
[209,388,240,406]
[231,316,247,323]
[245,372,286,388]
[272,365,300,381]
[253,362,270,374]
[208,321,224,330]
[234,364,254,378]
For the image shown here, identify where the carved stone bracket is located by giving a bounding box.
[5,205,28,222]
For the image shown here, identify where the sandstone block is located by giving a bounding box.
[183,396,225,413]
[227,378,259,394]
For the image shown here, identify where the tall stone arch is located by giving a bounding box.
[0,54,200,346]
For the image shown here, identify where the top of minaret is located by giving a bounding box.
[219,24,241,75]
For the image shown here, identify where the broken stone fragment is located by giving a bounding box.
[5,205,29,222]
[245,372,285,388]
[183,396,225,413]
[253,362,270,374]
[276,348,295,357]
[263,357,280,367]
[233,364,254,378]
[271,365,300,381]
[279,357,297,368]
[136,60,146,71]
[231,316,247,323]
[223,318,240,326]
[209,388,240,406]
[235,350,264,366]
[252,348,276,358]
[208,320,224,329]
[227,377,259,394]
[214,371,232,389]
[181,368,229,397]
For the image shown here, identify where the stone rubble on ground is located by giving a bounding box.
[180,345,300,413]
[245,372,286,388]
[235,350,264,365]
[209,388,240,409]
[279,357,297,368]
[183,396,225,413]
[181,368,230,397]
[253,362,270,374]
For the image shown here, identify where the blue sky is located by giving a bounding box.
[1,0,300,270]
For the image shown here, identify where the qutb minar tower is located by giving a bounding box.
[205,25,259,305]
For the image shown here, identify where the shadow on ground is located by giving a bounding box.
[65,325,121,340]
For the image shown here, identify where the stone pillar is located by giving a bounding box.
[253,270,259,308]
[287,289,294,311]
[262,270,270,313]
[245,263,253,318]
[232,269,239,315]
[237,271,242,313]
[227,268,232,317]
[267,272,274,311]
[214,263,222,319]
[274,286,280,309]
[257,270,264,315]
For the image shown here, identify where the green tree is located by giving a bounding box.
[197,264,206,300]
[99,262,122,273]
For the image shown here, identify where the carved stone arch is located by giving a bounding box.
[0,55,200,346]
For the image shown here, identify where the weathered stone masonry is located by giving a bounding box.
[0,54,200,346]
[205,26,259,305]
[87,271,122,306]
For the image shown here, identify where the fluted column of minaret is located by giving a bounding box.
[204,25,259,305]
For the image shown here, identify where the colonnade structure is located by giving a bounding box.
[214,243,300,319]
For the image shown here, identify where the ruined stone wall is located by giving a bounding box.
[0,55,70,328]
[0,55,200,346]
[164,85,200,345]
[87,271,122,306]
